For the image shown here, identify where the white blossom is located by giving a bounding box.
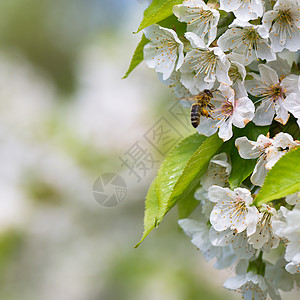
[173,0,220,45]
[262,0,300,52]
[273,207,300,272]
[285,261,300,274]
[194,186,214,218]
[219,0,264,22]
[178,219,236,268]
[228,57,248,98]
[209,227,256,259]
[158,71,191,98]
[286,192,300,206]
[248,204,280,251]
[224,272,281,300]
[281,87,300,128]
[194,153,232,218]
[246,64,300,125]
[265,257,300,291]
[197,83,255,141]
[144,25,184,80]
[200,152,231,189]
[218,22,276,66]
[180,32,231,93]
[235,133,299,186]
[208,185,259,234]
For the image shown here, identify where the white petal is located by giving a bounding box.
[232,97,255,128]
[235,137,260,159]
[253,99,276,126]
[251,157,268,186]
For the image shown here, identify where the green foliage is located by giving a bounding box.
[157,133,223,222]
[158,14,187,37]
[122,34,149,79]
[155,134,207,222]
[225,123,269,189]
[135,180,159,248]
[136,134,205,247]
[254,147,300,206]
[177,188,199,219]
[136,134,224,246]
[136,0,183,33]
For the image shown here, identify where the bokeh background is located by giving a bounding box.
[0,1,298,299]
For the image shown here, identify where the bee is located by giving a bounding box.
[190,89,215,128]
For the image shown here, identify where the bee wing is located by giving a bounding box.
[179,96,197,108]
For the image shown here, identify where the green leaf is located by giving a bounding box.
[135,179,159,248]
[136,0,183,33]
[158,14,187,37]
[177,188,199,219]
[254,147,300,206]
[122,34,149,79]
[227,123,269,189]
[156,133,223,223]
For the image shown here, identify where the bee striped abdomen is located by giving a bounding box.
[191,103,201,128]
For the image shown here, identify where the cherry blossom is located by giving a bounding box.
[200,152,231,189]
[173,0,220,45]
[158,71,191,98]
[209,227,256,259]
[246,64,300,125]
[262,0,300,52]
[208,185,259,234]
[273,207,300,273]
[248,204,280,251]
[224,272,281,300]
[197,83,255,141]
[218,22,276,65]
[180,32,231,93]
[219,0,264,21]
[178,219,236,268]
[235,133,299,186]
[144,25,184,80]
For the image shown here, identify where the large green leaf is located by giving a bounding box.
[122,34,149,79]
[136,134,206,247]
[135,179,159,248]
[177,188,199,219]
[227,123,269,189]
[254,147,300,206]
[156,133,223,223]
[158,14,187,37]
[136,0,183,33]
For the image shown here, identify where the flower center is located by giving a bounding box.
[221,101,234,116]
[228,65,242,84]
[195,50,217,77]
[264,83,285,102]
[187,8,214,25]
[277,9,293,26]
[242,28,260,49]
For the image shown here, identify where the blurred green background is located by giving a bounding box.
[0,1,297,299]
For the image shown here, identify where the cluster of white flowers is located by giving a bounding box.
[179,153,300,299]
[140,0,300,298]
[143,0,300,141]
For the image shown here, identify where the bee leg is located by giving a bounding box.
[207,103,215,110]
[201,109,209,118]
